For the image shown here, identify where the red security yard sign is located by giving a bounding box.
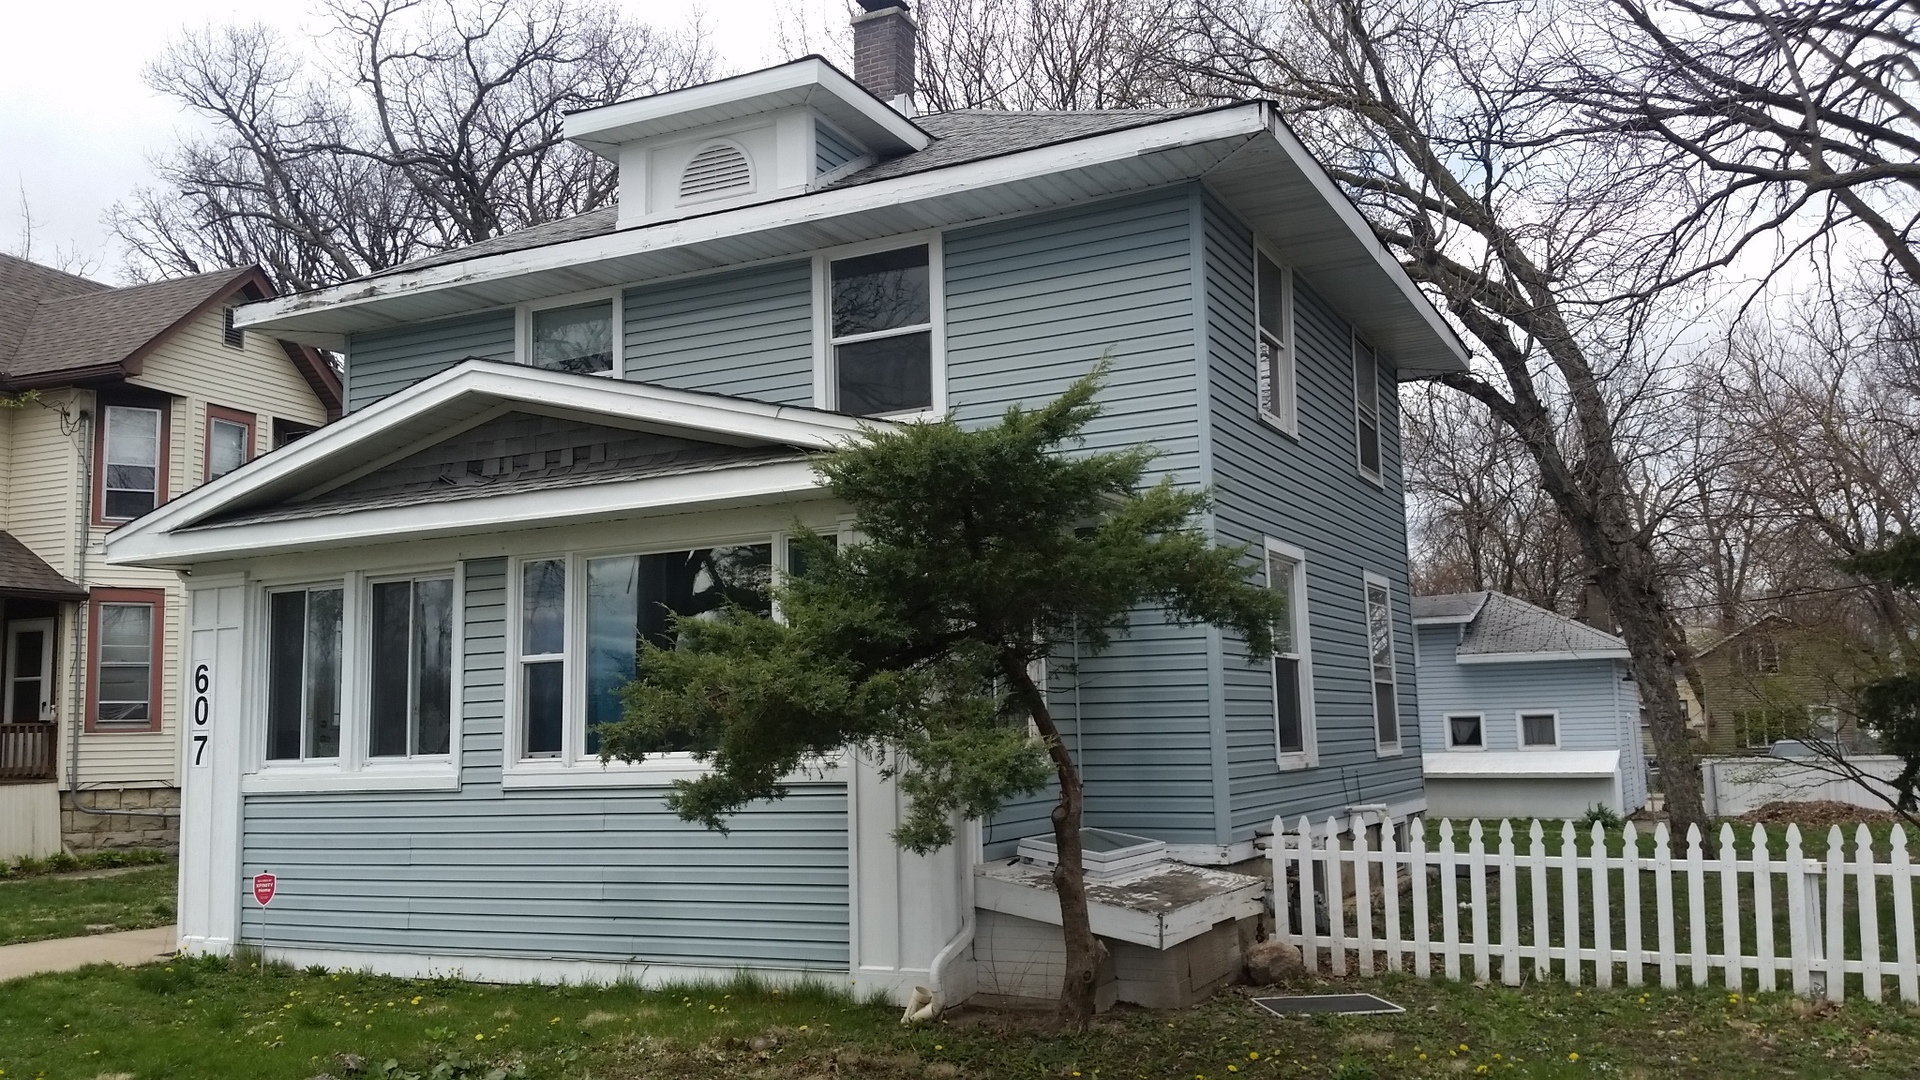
[253,872,277,907]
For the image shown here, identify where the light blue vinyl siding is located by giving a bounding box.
[238,558,851,969]
[1201,192,1424,839]
[345,309,516,413]
[815,124,861,175]
[945,187,1218,856]
[623,260,815,405]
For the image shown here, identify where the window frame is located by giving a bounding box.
[85,587,166,734]
[1351,332,1384,486]
[1516,710,1561,751]
[1264,538,1316,769]
[1253,244,1297,437]
[1363,571,1401,756]
[364,571,458,761]
[515,287,625,379]
[93,394,172,526]
[203,404,257,484]
[812,232,946,419]
[1445,712,1486,751]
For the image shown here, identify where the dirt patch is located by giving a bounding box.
[1738,800,1899,827]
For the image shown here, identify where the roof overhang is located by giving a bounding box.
[1423,750,1622,779]
[1455,649,1632,664]
[236,104,1467,378]
[564,56,929,160]
[102,359,883,568]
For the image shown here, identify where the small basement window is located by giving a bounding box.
[680,142,753,201]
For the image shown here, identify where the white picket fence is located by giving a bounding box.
[1269,813,1920,1003]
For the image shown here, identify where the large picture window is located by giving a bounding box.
[87,589,165,732]
[1365,575,1399,752]
[98,402,168,521]
[1255,251,1295,434]
[368,576,454,758]
[266,585,344,761]
[830,244,933,416]
[1266,542,1313,762]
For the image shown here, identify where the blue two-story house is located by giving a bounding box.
[107,2,1464,1011]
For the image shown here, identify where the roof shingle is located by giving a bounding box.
[1417,590,1629,658]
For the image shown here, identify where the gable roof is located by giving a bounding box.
[103,359,885,568]
[0,529,88,602]
[0,257,342,416]
[1695,612,1796,657]
[1416,590,1630,663]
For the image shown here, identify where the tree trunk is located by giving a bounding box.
[1001,652,1106,1029]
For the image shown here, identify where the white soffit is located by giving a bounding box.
[564,57,928,160]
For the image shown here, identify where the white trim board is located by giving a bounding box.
[1420,749,1621,779]
[1454,649,1632,664]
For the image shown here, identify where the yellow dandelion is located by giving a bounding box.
[475,1034,485,1041]
[1477,1067,1489,1075]
[1249,1052,1260,1060]
[1568,1052,1579,1062]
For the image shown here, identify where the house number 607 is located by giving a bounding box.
[191,662,212,768]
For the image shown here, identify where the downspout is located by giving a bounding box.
[922,819,978,1016]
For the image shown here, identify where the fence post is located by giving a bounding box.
[1381,811,1404,974]
[1654,822,1676,990]
[1720,823,1744,992]
[1439,819,1461,980]
[1560,820,1582,986]
[1855,823,1882,1002]
[1468,820,1490,982]
[1892,826,1916,1003]
[1753,824,1777,991]
[1411,818,1432,979]
[1354,815,1375,977]
[1683,824,1706,988]
[1622,822,1643,987]
[1590,822,1613,989]
[1825,825,1846,1002]
[1785,825,1814,997]
[1528,821,1550,983]
[1325,815,1347,977]
[1293,816,1319,974]
[1497,820,1520,986]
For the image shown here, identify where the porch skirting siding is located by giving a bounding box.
[0,781,60,860]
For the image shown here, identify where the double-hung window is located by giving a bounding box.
[368,576,455,758]
[88,589,164,731]
[266,585,344,761]
[1353,336,1382,481]
[100,402,166,521]
[1255,251,1296,434]
[205,406,254,482]
[1364,574,1400,752]
[1266,541,1313,764]
[828,244,934,416]
[1518,711,1559,749]
[1447,713,1485,750]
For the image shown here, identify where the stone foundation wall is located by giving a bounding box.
[61,787,181,853]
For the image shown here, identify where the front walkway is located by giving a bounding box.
[0,924,176,982]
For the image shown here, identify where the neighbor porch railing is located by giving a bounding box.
[0,722,58,782]
[1272,812,1920,1004]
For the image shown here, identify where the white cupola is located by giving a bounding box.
[564,57,930,231]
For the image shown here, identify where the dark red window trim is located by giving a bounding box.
[85,587,166,734]
[92,391,173,527]
[203,404,257,483]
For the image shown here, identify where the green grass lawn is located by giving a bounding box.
[0,861,177,945]
[2,955,1918,1079]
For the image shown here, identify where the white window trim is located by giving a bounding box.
[1516,709,1561,751]
[812,231,946,420]
[502,532,804,790]
[1253,243,1297,438]
[514,287,625,379]
[242,563,464,794]
[1264,538,1316,769]
[1352,332,1384,487]
[1444,712,1487,751]
[1364,571,1401,757]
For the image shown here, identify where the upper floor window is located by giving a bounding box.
[829,244,934,416]
[205,406,255,482]
[1255,251,1295,434]
[273,418,317,449]
[1353,336,1382,481]
[88,589,164,732]
[1267,541,1313,765]
[1737,637,1782,674]
[98,401,168,522]
[1365,574,1400,753]
[531,301,615,375]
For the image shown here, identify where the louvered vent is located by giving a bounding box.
[679,143,753,200]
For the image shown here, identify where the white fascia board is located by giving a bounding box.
[102,358,882,553]
[1454,649,1633,664]
[236,106,1268,334]
[1411,615,1476,627]
[1259,112,1469,372]
[107,458,826,567]
[565,57,928,159]
[1422,749,1621,779]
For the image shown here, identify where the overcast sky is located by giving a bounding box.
[0,0,839,281]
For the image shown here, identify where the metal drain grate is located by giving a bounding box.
[1252,993,1405,1017]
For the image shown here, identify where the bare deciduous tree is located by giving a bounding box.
[912,0,1188,110]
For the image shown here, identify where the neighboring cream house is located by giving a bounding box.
[0,254,340,858]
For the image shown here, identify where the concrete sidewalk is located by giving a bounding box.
[0,925,177,982]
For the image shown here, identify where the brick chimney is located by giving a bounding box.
[852,0,916,114]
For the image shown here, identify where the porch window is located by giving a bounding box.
[266,585,344,760]
[1353,337,1381,481]
[830,245,933,416]
[1365,575,1399,752]
[368,576,454,758]
[1267,543,1312,762]
[1518,711,1559,749]
[518,559,567,757]
[1255,251,1295,434]
[1447,713,1484,749]
[100,403,167,521]
[88,589,165,731]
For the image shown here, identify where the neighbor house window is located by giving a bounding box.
[1518,711,1559,749]
[266,585,344,760]
[1267,542,1313,762]
[97,401,168,522]
[368,576,455,758]
[1255,251,1296,434]
[272,418,317,448]
[1738,706,1802,749]
[87,589,164,732]
[529,300,615,375]
[1737,638,1782,674]
[1365,575,1399,751]
[1447,713,1484,750]
[205,405,255,482]
[829,244,934,416]
[1807,704,1840,737]
[1353,336,1382,480]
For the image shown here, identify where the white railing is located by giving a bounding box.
[1270,814,1920,1003]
